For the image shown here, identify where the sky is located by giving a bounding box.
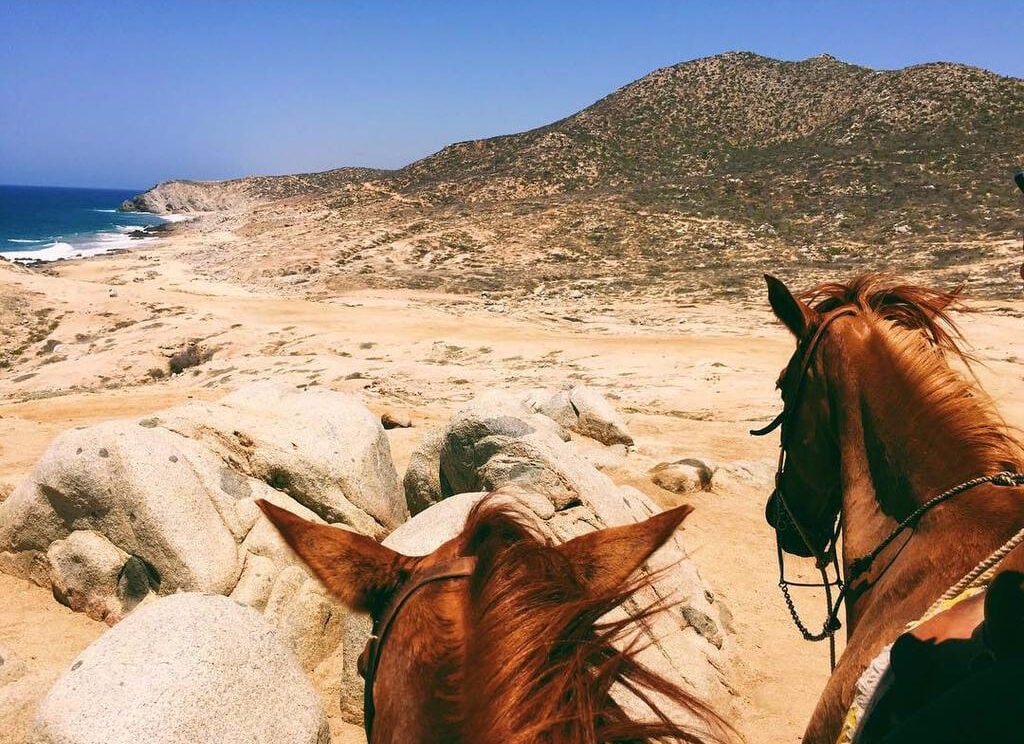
[2,1,1022,190]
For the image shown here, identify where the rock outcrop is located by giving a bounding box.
[157,382,407,536]
[526,386,634,446]
[0,382,401,701]
[399,396,732,711]
[33,593,329,744]
[120,179,255,214]
[403,387,632,515]
[121,167,385,214]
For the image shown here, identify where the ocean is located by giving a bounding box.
[0,184,171,263]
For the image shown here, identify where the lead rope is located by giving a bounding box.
[846,472,1024,580]
[932,522,1024,607]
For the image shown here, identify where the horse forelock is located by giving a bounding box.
[456,497,727,744]
[799,272,968,360]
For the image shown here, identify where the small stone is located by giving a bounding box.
[381,409,412,429]
[649,459,716,494]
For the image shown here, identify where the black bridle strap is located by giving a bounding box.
[751,307,857,439]
[749,410,785,437]
[752,307,861,670]
[362,555,478,740]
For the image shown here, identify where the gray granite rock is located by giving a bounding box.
[33,593,329,744]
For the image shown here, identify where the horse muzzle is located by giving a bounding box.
[766,490,820,559]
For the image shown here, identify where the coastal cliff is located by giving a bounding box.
[121,167,387,214]
[120,180,253,214]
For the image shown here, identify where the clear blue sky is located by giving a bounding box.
[2,1,1022,190]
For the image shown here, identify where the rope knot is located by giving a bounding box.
[992,472,1024,487]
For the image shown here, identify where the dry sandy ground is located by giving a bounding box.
[1,235,1021,744]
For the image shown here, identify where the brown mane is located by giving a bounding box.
[458,499,729,744]
[800,273,1024,473]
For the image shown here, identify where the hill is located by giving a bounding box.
[123,52,1024,300]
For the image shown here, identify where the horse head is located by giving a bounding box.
[762,274,844,561]
[257,493,726,744]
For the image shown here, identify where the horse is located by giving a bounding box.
[761,273,1024,743]
[257,494,731,744]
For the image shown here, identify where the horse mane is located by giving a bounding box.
[800,273,1024,472]
[458,499,729,744]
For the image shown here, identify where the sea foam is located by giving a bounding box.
[0,232,158,263]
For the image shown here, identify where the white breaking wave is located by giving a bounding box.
[7,238,49,244]
[0,231,158,263]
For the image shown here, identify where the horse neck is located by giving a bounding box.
[827,322,1024,633]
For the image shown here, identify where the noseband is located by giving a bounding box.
[361,555,478,740]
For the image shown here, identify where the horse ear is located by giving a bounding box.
[765,274,818,337]
[557,504,694,596]
[256,499,414,612]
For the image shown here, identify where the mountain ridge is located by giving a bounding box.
[120,51,1024,300]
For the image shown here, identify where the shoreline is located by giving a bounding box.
[0,214,190,264]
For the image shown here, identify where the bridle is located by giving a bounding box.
[751,307,854,668]
[753,305,1024,670]
[361,555,478,741]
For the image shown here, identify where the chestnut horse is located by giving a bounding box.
[762,274,1024,743]
[258,495,730,744]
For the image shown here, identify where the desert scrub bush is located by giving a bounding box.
[146,367,167,381]
[168,343,214,374]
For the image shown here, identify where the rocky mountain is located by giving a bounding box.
[123,52,1024,300]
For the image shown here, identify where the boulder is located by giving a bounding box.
[0,383,399,697]
[157,382,407,537]
[263,566,345,670]
[381,409,412,429]
[526,385,634,446]
[33,593,329,744]
[649,459,716,494]
[403,427,447,516]
[567,386,633,446]
[0,421,247,594]
[46,531,149,624]
[438,401,637,517]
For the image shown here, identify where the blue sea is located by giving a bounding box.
[0,184,170,263]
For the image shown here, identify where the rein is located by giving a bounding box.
[751,307,1024,669]
[362,555,478,740]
